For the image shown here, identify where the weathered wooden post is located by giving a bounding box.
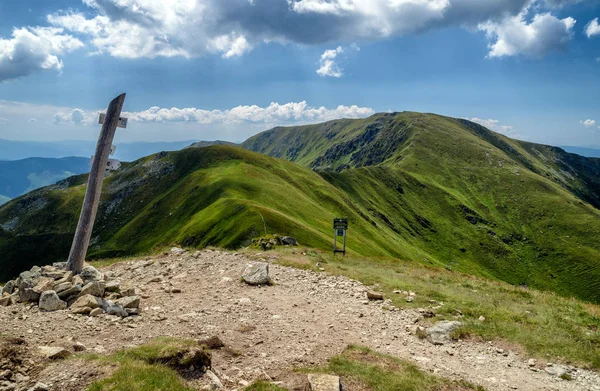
[67,93,127,273]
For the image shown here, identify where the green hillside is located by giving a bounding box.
[1,112,599,303]
[244,112,600,302]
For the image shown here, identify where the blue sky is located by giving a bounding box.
[0,0,599,147]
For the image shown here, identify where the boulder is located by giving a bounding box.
[38,346,71,360]
[241,262,270,285]
[89,308,104,317]
[57,284,82,299]
[2,280,15,295]
[39,291,67,312]
[280,236,298,246]
[116,295,140,309]
[545,364,569,377]
[32,277,55,294]
[52,281,72,294]
[42,270,67,280]
[0,295,11,307]
[105,280,121,293]
[16,270,41,303]
[52,262,68,270]
[72,306,93,315]
[80,265,103,283]
[427,321,462,345]
[367,291,384,301]
[53,272,73,285]
[307,374,340,391]
[105,304,128,317]
[71,294,103,311]
[79,281,105,297]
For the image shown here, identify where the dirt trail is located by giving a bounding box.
[1,249,599,390]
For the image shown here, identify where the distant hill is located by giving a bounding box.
[0,139,202,161]
[186,140,238,149]
[561,146,600,158]
[0,157,90,204]
[1,113,600,304]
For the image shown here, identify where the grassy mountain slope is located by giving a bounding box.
[244,112,600,302]
[0,157,90,200]
[1,112,599,303]
[0,146,431,282]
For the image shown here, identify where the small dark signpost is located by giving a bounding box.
[333,217,348,255]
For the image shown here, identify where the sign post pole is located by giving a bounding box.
[66,93,127,274]
[333,217,348,256]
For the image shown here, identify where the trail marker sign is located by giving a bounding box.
[333,217,348,255]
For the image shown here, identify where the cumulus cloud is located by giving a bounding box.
[468,117,518,136]
[0,27,83,81]
[580,119,597,127]
[51,101,374,127]
[586,18,600,38]
[42,0,577,62]
[317,46,344,77]
[53,108,87,124]
[479,9,576,58]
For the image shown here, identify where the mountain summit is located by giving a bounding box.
[1,112,599,302]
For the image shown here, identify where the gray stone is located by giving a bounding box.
[72,306,93,315]
[28,382,49,391]
[545,364,569,377]
[38,346,71,360]
[1,281,15,295]
[39,291,67,312]
[42,270,67,280]
[16,270,42,303]
[241,262,270,285]
[53,271,73,285]
[80,265,103,283]
[79,281,105,297]
[280,236,298,246]
[73,342,87,352]
[116,295,140,309]
[367,291,384,301]
[71,294,103,311]
[427,321,462,345]
[0,295,11,307]
[308,374,340,391]
[32,277,55,294]
[106,304,128,317]
[205,370,224,390]
[53,281,72,293]
[52,262,68,270]
[57,284,82,299]
[105,280,121,293]
[89,308,104,317]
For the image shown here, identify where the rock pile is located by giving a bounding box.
[0,263,140,318]
[253,235,298,251]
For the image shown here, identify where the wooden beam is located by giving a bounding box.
[67,93,126,273]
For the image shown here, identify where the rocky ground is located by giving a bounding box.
[1,249,599,391]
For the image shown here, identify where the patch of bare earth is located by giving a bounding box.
[1,249,599,390]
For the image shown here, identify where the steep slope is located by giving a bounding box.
[0,146,429,282]
[244,112,600,302]
[0,157,90,202]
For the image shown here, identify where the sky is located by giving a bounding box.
[0,0,599,147]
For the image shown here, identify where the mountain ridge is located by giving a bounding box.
[1,112,599,303]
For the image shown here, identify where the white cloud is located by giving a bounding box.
[0,27,83,81]
[580,119,597,127]
[468,117,519,137]
[50,101,374,127]
[479,9,576,58]
[586,18,600,38]
[317,46,344,77]
[53,108,87,124]
[29,118,37,122]
[42,0,575,62]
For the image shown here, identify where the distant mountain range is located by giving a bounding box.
[0,157,90,205]
[561,146,600,158]
[0,139,205,162]
[1,112,599,304]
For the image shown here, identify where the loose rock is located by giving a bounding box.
[38,346,71,360]
[38,291,67,312]
[427,321,462,345]
[307,374,340,391]
[241,262,270,285]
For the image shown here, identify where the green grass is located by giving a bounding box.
[265,247,600,369]
[303,345,484,391]
[1,112,600,304]
[85,337,207,391]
